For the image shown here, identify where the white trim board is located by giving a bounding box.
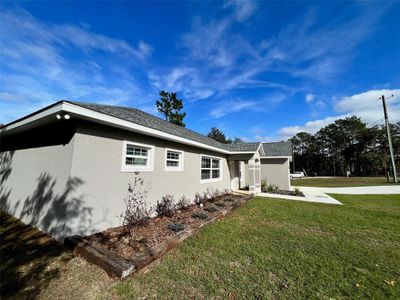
[1,101,290,157]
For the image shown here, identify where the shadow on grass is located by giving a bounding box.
[0,211,72,300]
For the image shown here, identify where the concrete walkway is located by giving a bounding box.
[259,191,342,205]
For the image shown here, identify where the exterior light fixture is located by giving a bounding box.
[56,113,71,120]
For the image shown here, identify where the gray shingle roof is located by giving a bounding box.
[67,101,229,151]
[262,141,292,156]
[225,142,261,152]
[65,101,290,155]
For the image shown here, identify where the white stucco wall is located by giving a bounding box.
[69,122,231,235]
[0,126,77,240]
[260,158,291,190]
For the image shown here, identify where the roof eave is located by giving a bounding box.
[1,101,260,155]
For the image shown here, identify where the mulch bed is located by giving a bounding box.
[87,193,249,261]
[262,189,305,197]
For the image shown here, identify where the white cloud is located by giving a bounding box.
[335,89,400,121]
[278,114,350,140]
[0,7,153,123]
[278,88,400,140]
[225,0,257,22]
[305,94,315,103]
[210,99,260,118]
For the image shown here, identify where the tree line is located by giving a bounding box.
[155,90,399,177]
[290,116,400,177]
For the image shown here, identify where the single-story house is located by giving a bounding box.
[0,101,292,240]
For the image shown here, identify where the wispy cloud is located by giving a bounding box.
[278,88,400,140]
[264,4,392,80]
[224,0,257,22]
[148,1,391,118]
[210,99,260,118]
[0,7,153,123]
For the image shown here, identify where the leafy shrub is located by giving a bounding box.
[121,173,153,226]
[204,205,218,212]
[192,211,209,220]
[261,179,267,191]
[167,222,184,232]
[156,195,175,217]
[267,184,279,193]
[176,196,190,210]
[294,188,302,196]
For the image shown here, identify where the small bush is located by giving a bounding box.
[224,196,235,203]
[176,196,190,210]
[194,192,205,205]
[122,173,153,226]
[204,205,218,212]
[156,195,175,217]
[294,188,302,196]
[261,179,267,191]
[167,222,184,232]
[267,184,279,193]
[215,201,226,207]
[192,211,209,220]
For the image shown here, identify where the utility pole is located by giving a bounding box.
[380,94,397,183]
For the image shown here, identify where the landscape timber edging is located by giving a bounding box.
[64,193,254,278]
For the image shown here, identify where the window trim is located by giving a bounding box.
[164,148,184,171]
[121,140,155,172]
[200,155,223,183]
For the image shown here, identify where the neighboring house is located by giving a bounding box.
[0,101,291,240]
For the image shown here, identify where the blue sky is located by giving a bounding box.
[1,1,399,141]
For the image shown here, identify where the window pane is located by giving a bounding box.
[201,169,211,180]
[126,145,135,155]
[212,159,220,168]
[166,160,179,167]
[126,157,147,166]
[201,157,211,168]
[167,151,180,160]
[126,145,148,157]
[212,170,220,179]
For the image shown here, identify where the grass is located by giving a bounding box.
[0,211,72,300]
[113,195,400,299]
[1,195,400,299]
[291,176,399,187]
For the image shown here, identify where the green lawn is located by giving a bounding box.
[2,195,400,299]
[113,195,400,299]
[291,176,399,187]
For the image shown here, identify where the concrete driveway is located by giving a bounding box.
[298,185,400,195]
[259,185,400,206]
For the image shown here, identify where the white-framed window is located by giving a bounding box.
[200,155,222,183]
[121,141,154,172]
[165,148,184,171]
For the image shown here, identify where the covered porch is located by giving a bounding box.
[228,153,261,194]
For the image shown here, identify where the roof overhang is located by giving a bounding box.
[261,156,292,161]
[1,101,257,155]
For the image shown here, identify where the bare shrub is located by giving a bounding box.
[121,172,152,226]
[176,196,191,210]
[156,194,175,217]
[194,192,205,205]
